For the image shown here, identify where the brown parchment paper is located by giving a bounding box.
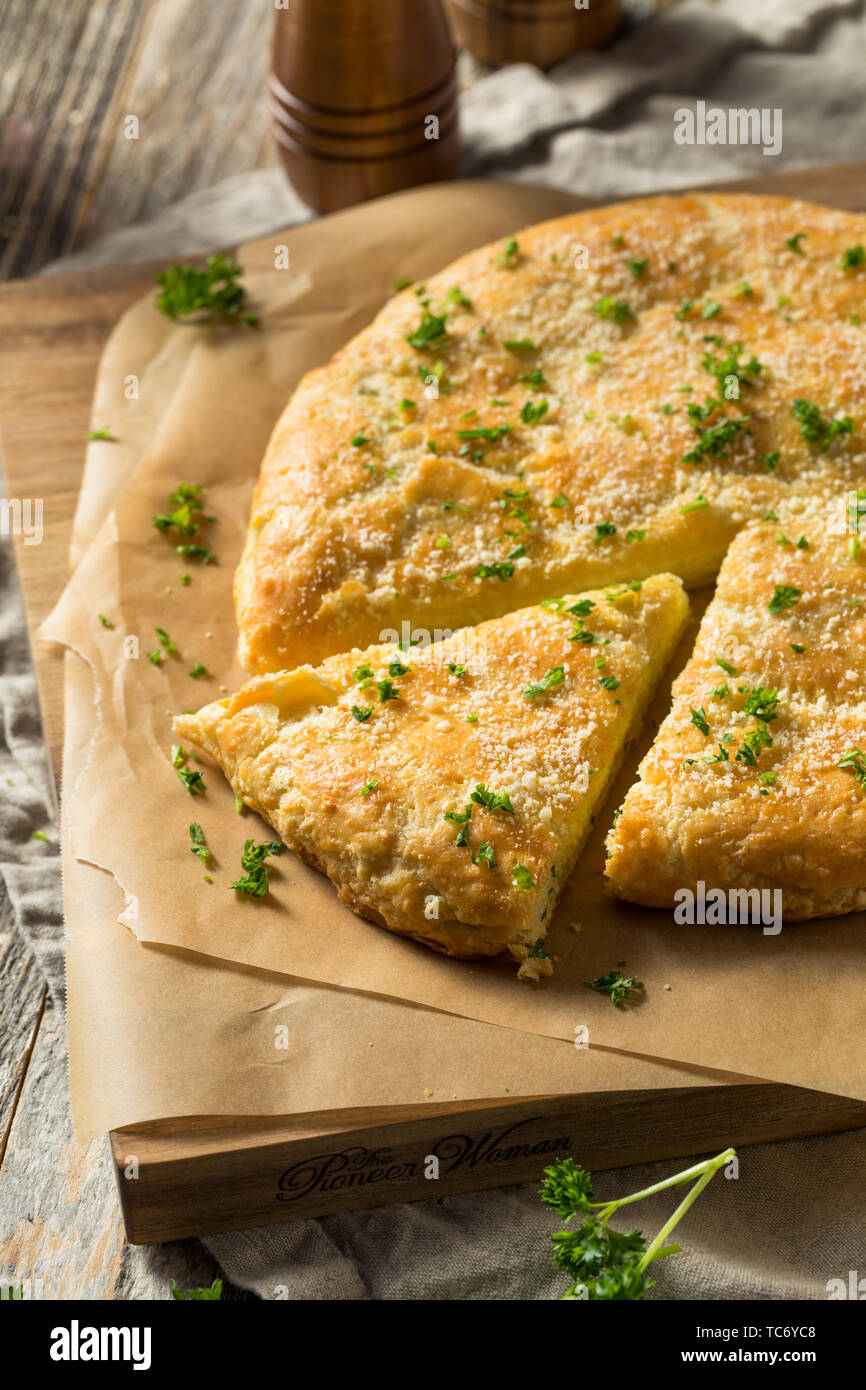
[60,181,751,1139]
[43,181,866,1128]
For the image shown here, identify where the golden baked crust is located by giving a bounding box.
[605,504,866,920]
[177,573,688,960]
[236,191,866,674]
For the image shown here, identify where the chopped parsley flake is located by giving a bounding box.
[735,727,773,765]
[791,398,853,451]
[511,863,537,890]
[471,784,514,814]
[689,706,710,736]
[680,495,708,514]
[229,838,281,897]
[768,584,801,615]
[838,749,866,788]
[841,245,866,270]
[474,561,514,580]
[524,665,565,699]
[584,963,644,1007]
[171,745,204,796]
[406,309,449,351]
[520,398,549,425]
[594,296,635,326]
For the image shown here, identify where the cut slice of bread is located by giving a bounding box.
[176,573,688,964]
[605,507,866,920]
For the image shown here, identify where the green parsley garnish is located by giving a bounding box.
[361,780,379,797]
[518,369,547,388]
[155,254,257,325]
[97,614,114,628]
[599,674,619,691]
[155,627,177,654]
[471,784,514,814]
[689,706,710,736]
[520,398,549,425]
[456,424,512,443]
[87,427,117,442]
[351,432,371,447]
[498,236,519,267]
[594,296,634,326]
[583,962,644,1007]
[541,1147,736,1301]
[376,677,400,702]
[406,309,449,351]
[504,339,536,352]
[511,863,537,890]
[593,521,617,544]
[550,492,571,509]
[680,495,708,514]
[735,727,773,765]
[791,398,853,452]
[171,745,204,796]
[447,287,473,308]
[229,838,281,897]
[524,666,565,699]
[626,257,648,278]
[473,842,496,869]
[743,686,779,723]
[188,662,208,679]
[838,749,866,788]
[189,822,210,863]
[351,705,372,722]
[474,561,514,580]
[767,584,801,615]
[840,245,866,270]
[785,233,806,255]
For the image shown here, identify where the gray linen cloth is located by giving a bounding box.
[4,0,865,1299]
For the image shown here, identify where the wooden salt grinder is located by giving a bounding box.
[443,0,622,70]
[269,0,460,214]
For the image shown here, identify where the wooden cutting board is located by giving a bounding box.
[3,166,866,1244]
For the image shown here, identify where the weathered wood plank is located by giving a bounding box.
[0,0,275,280]
[0,983,226,1299]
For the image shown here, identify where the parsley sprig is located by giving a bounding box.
[541,1148,736,1300]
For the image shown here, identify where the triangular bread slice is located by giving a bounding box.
[605,507,866,920]
[175,573,688,965]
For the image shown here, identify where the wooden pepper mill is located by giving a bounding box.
[444,0,622,69]
[269,0,459,214]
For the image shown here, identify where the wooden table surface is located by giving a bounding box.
[0,0,277,1300]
